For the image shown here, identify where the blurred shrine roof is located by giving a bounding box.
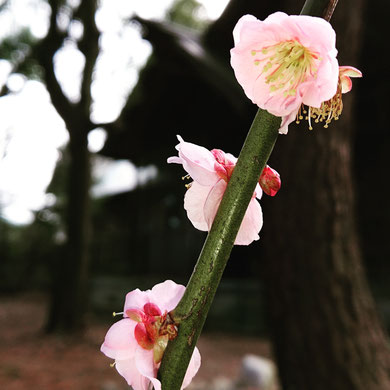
[99,0,297,166]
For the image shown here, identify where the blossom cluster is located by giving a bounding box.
[101,11,362,390]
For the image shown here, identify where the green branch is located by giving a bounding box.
[159,1,339,388]
[159,110,279,389]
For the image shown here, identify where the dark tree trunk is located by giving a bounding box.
[262,0,390,389]
[46,128,91,333]
[40,0,98,333]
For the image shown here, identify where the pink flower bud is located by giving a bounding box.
[259,165,281,197]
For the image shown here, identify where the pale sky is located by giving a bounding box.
[0,0,230,225]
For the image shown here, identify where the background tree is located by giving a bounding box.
[1,0,100,332]
[261,0,390,389]
[38,0,99,333]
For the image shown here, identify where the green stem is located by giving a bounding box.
[159,1,339,388]
[159,109,280,389]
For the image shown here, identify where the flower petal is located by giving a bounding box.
[339,65,362,93]
[235,198,263,245]
[100,319,137,360]
[184,181,212,231]
[339,65,362,78]
[115,357,150,390]
[285,14,336,52]
[135,347,162,390]
[231,16,291,112]
[203,179,227,230]
[167,156,182,165]
[135,346,201,390]
[150,280,186,313]
[279,109,298,135]
[263,11,289,25]
[124,288,150,313]
[254,182,263,199]
[302,55,339,108]
[232,14,258,45]
[168,135,220,186]
[181,347,202,389]
[340,76,353,94]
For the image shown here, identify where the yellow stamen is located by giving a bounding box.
[297,76,344,131]
[252,40,319,98]
[308,107,313,130]
[182,175,192,189]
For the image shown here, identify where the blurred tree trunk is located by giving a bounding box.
[37,0,99,333]
[262,0,390,389]
[46,128,91,332]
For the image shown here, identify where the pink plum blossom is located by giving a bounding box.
[230,12,340,134]
[101,280,201,390]
[168,136,280,246]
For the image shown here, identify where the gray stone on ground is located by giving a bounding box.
[236,354,277,389]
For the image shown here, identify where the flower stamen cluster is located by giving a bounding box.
[252,40,319,99]
[296,65,362,130]
[300,91,342,130]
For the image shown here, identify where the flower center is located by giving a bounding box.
[252,40,318,97]
[127,304,178,364]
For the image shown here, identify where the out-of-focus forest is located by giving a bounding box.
[0,0,389,389]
